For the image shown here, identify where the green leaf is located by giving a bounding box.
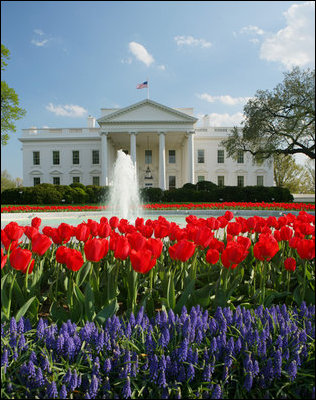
[167,272,175,309]
[85,282,95,321]
[189,283,214,308]
[15,296,36,322]
[75,261,91,287]
[50,302,69,323]
[293,286,302,305]
[264,290,289,307]
[95,299,119,325]
[174,279,195,314]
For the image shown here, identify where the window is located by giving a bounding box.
[217,176,225,187]
[237,150,244,164]
[73,176,80,183]
[53,177,60,185]
[257,175,264,186]
[33,177,40,186]
[198,176,205,182]
[93,176,100,186]
[72,150,80,165]
[197,149,205,163]
[92,150,99,164]
[145,150,152,164]
[237,176,244,187]
[53,151,60,165]
[169,150,176,164]
[33,151,40,165]
[169,176,176,189]
[217,149,224,164]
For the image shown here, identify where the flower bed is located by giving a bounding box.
[1,211,315,326]
[1,303,315,399]
[1,201,315,213]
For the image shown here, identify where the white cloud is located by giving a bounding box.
[157,64,166,70]
[46,103,88,117]
[31,39,49,47]
[128,42,154,67]
[174,35,212,48]
[207,112,245,127]
[249,38,260,44]
[197,93,251,105]
[34,29,44,36]
[121,57,132,64]
[31,29,50,47]
[240,25,265,36]
[260,1,315,68]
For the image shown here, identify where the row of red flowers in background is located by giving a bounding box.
[1,201,315,213]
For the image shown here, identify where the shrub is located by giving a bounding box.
[196,180,217,191]
[140,187,164,203]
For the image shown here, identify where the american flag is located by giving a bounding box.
[136,81,148,89]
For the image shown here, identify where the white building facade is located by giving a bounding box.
[19,99,274,189]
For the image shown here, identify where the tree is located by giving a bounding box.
[1,44,26,145]
[300,159,315,193]
[273,154,305,193]
[221,67,315,162]
[1,169,23,192]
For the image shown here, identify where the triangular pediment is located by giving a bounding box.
[97,99,197,124]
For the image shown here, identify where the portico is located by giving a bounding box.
[97,99,198,190]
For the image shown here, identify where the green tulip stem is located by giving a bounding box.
[302,261,307,301]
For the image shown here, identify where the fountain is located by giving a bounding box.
[107,150,142,220]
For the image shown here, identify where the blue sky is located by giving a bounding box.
[1,1,315,179]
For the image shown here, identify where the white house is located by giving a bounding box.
[19,99,274,189]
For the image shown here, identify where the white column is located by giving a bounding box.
[159,132,166,190]
[187,131,195,184]
[100,131,108,186]
[130,132,137,166]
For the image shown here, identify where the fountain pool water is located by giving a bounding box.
[107,150,141,221]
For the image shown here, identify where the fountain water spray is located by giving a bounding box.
[108,150,142,220]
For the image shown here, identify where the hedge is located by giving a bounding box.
[1,183,293,205]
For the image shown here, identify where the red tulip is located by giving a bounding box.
[84,238,109,262]
[154,219,170,239]
[145,238,163,259]
[87,219,100,236]
[221,241,248,269]
[284,257,296,272]
[253,234,279,261]
[24,226,39,241]
[113,236,130,260]
[57,223,74,243]
[4,222,24,241]
[1,248,7,269]
[1,229,19,252]
[10,248,35,274]
[236,236,251,251]
[168,239,196,262]
[56,246,70,264]
[296,239,315,260]
[206,248,220,264]
[65,249,84,271]
[280,226,293,241]
[127,232,147,251]
[109,216,119,229]
[227,222,242,236]
[130,249,156,274]
[75,223,91,242]
[32,233,52,256]
[209,237,225,253]
[224,210,234,221]
[31,217,41,229]
[194,226,213,249]
[217,216,228,229]
[98,223,111,238]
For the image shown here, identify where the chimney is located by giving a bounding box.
[87,115,96,128]
[203,115,209,128]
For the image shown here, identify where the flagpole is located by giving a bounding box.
[147,78,149,100]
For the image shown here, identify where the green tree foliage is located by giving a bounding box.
[1,169,23,192]
[1,44,26,145]
[273,154,315,194]
[221,67,315,162]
